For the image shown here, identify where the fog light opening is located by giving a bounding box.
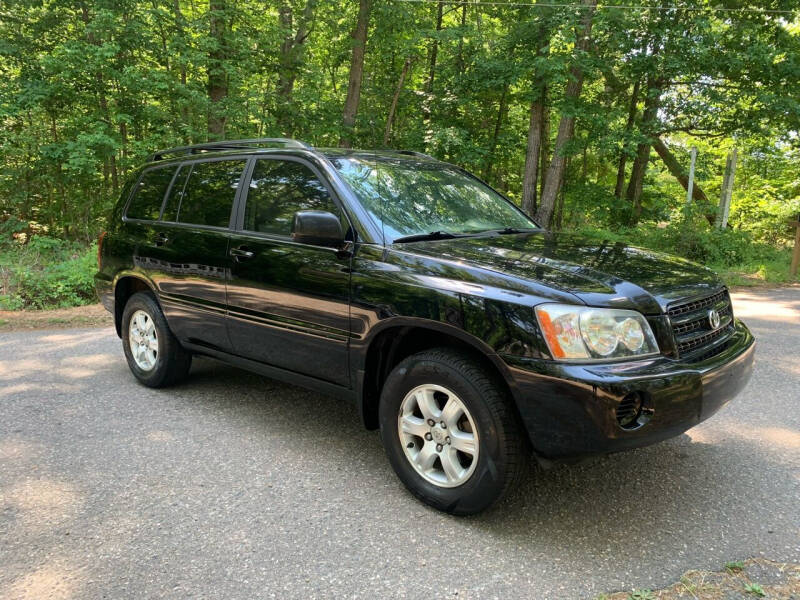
[616,392,649,430]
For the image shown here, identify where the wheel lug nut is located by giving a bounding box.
[440,421,446,428]
[445,436,450,444]
[436,444,443,452]
[427,419,435,426]
[425,432,433,441]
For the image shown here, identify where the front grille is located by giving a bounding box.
[668,289,735,360]
[667,288,728,317]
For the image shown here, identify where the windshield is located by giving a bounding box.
[329,157,538,243]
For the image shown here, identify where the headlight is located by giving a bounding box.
[534,304,659,360]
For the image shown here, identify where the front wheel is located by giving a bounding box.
[379,348,528,515]
[121,291,192,388]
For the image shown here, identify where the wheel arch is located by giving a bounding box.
[355,319,526,438]
[112,273,158,337]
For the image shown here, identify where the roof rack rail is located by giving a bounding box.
[396,150,435,160]
[149,138,313,161]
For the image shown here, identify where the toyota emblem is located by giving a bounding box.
[708,309,721,330]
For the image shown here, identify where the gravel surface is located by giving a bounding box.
[1,288,798,599]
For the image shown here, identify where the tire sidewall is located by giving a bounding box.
[121,292,173,387]
[379,353,508,514]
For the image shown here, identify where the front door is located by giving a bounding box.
[225,157,352,386]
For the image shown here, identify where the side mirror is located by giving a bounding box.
[292,210,345,247]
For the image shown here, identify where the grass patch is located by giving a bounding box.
[0,303,112,332]
[744,582,766,597]
[599,559,799,600]
[0,235,97,310]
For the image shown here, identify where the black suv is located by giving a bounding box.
[96,138,755,514]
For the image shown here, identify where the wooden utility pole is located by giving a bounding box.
[685,147,697,204]
[716,147,737,229]
[789,215,800,279]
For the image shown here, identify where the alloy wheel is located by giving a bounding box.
[128,309,159,371]
[397,384,479,488]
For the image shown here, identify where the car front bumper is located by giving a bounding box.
[504,319,755,459]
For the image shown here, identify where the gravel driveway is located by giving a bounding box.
[1,288,798,599]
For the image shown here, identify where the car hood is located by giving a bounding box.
[396,231,723,313]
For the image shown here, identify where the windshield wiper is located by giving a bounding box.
[487,227,539,235]
[392,230,459,243]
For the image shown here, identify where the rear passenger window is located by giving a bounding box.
[126,166,176,220]
[161,165,190,223]
[177,160,246,228]
[243,159,339,236]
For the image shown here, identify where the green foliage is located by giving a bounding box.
[576,205,796,286]
[725,560,745,572]
[0,236,97,310]
[1,0,798,309]
[627,590,655,600]
[744,582,766,597]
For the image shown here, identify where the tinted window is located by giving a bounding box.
[161,165,190,222]
[178,160,245,227]
[243,159,338,235]
[126,166,176,220]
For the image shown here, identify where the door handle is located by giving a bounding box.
[155,234,170,246]
[230,246,255,260]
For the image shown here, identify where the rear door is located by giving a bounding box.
[225,156,352,386]
[148,157,247,351]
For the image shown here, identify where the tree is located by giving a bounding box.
[340,0,371,147]
[208,0,231,139]
[536,0,597,228]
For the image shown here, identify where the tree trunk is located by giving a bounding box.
[555,157,569,230]
[208,0,229,140]
[624,79,662,224]
[456,2,467,75]
[484,82,509,180]
[276,0,317,135]
[539,95,549,199]
[173,0,190,133]
[536,0,597,228]
[521,89,545,216]
[340,0,371,147]
[614,78,640,199]
[384,56,413,146]
[422,0,444,128]
[80,3,117,191]
[652,137,715,225]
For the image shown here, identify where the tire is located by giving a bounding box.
[379,348,528,515]
[121,291,192,388]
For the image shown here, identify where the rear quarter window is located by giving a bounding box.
[126,166,177,221]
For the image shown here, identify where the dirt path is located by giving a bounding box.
[0,303,113,332]
[599,559,799,599]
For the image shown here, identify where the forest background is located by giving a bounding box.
[1,0,799,309]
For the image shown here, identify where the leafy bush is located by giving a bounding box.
[575,206,794,285]
[0,235,97,310]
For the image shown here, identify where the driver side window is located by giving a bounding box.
[243,159,341,236]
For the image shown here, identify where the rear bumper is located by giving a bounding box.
[94,273,114,314]
[504,319,755,459]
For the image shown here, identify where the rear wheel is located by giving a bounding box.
[379,348,528,515]
[121,291,192,388]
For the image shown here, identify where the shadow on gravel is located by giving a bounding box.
[179,354,795,565]
[1,290,797,598]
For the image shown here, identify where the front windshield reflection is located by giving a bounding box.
[331,157,537,242]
